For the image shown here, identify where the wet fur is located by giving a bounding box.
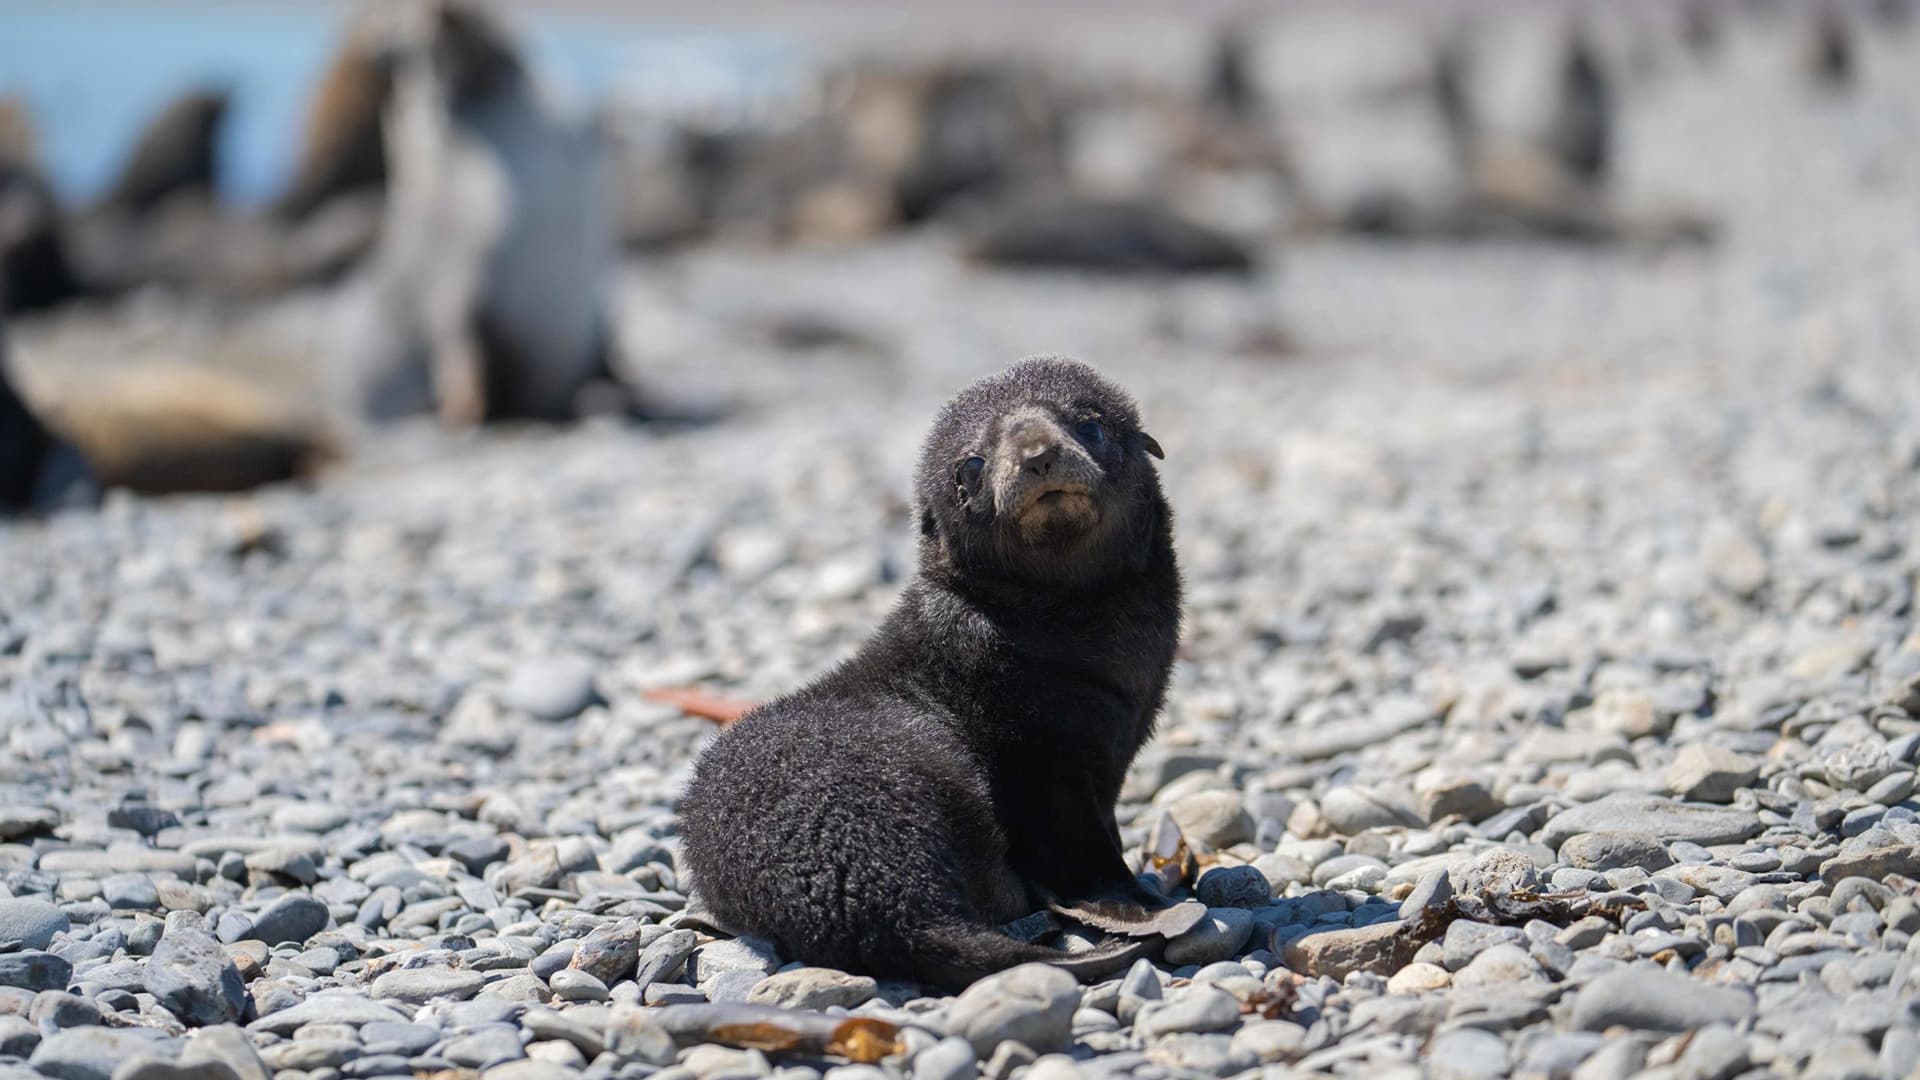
[679,356,1180,990]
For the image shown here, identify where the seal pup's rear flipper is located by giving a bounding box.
[909,922,1149,991]
[1048,893,1208,940]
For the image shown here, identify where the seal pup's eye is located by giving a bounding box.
[955,455,986,497]
[1073,419,1107,449]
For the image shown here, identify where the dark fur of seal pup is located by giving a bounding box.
[680,356,1196,990]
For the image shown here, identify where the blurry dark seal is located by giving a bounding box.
[274,7,395,221]
[1546,25,1613,189]
[92,89,229,217]
[0,99,90,314]
[680,356,1201,990]
[0,309,93,514]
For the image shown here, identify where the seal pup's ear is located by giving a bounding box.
[1139,432,1165,460]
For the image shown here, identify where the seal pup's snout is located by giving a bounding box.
[1009,415,1065,479]
[993,407,1102,536]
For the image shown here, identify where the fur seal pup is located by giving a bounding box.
[343,0,640,425]
[680,356,1200,990]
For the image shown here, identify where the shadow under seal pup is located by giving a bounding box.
[680,356,1202,990]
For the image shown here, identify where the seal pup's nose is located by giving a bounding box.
[1006,414,1062,476]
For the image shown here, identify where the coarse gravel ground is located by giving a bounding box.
[4,8,1920,1080]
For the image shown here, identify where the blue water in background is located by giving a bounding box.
[0,0,807,207]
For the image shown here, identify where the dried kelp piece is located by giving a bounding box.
[829,1018,904,1063]
[652,1004,906,1063]
[1448,888,1580,926]
[1138,811,1199,894]
[1049,895,1208,939]
[644,687,758,725]
[1237,981,1298,1020]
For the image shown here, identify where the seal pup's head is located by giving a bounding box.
[916,355,1168,590]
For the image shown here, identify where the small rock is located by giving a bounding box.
[1195,865,1270,909]
[1398,869,1453,920]
[1161,907,1255,966]
[247,991,409,1034]
[1429,1027,1508,1079]
[1166,791,1254,848]
[1703,526,1768,598]
[946,963,1078,1056]
[912,1036,978,1080]
[1665,744,1760,803]
[1558,832,1675,872]
[101,873,160,910]
[30,1028,180,1080]
[248,894,329,946]
[1137,986,1241,1037]
[1442,921,1526,971]
[633,928,699,990]
[370,966,484,1004]
[0,949,71,992]
[1420,778,1503,824]
[1570,967,1753,1032]
[1451,944,1542,988]
[501,655,603,721]
[1386,962,1450,994]
[482,1061,580,1080]
[1320,786,1413,834]
[1231,1020,1306,1063]
[1820,844,1920,882]
[567,920,647,984]
[692,936,780,993]
[107,803,181,838]
[1453,848,1539,897]
[179,1025,270,1080]
[242,848,318,885]
[1589,691,1670,739]
[0,804,59,840]
[746,967,877,1011]
[147,927,247,1027]
[605,1006,676,1066]
[0,898,68,951]
[548,968,609,1003]
[1790,640,1869,683]
[1280,921,1419,980]
[0,1015,39,1057]
[1538,794,1762,849]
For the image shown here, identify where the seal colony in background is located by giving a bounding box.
[680,357,1204,989]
